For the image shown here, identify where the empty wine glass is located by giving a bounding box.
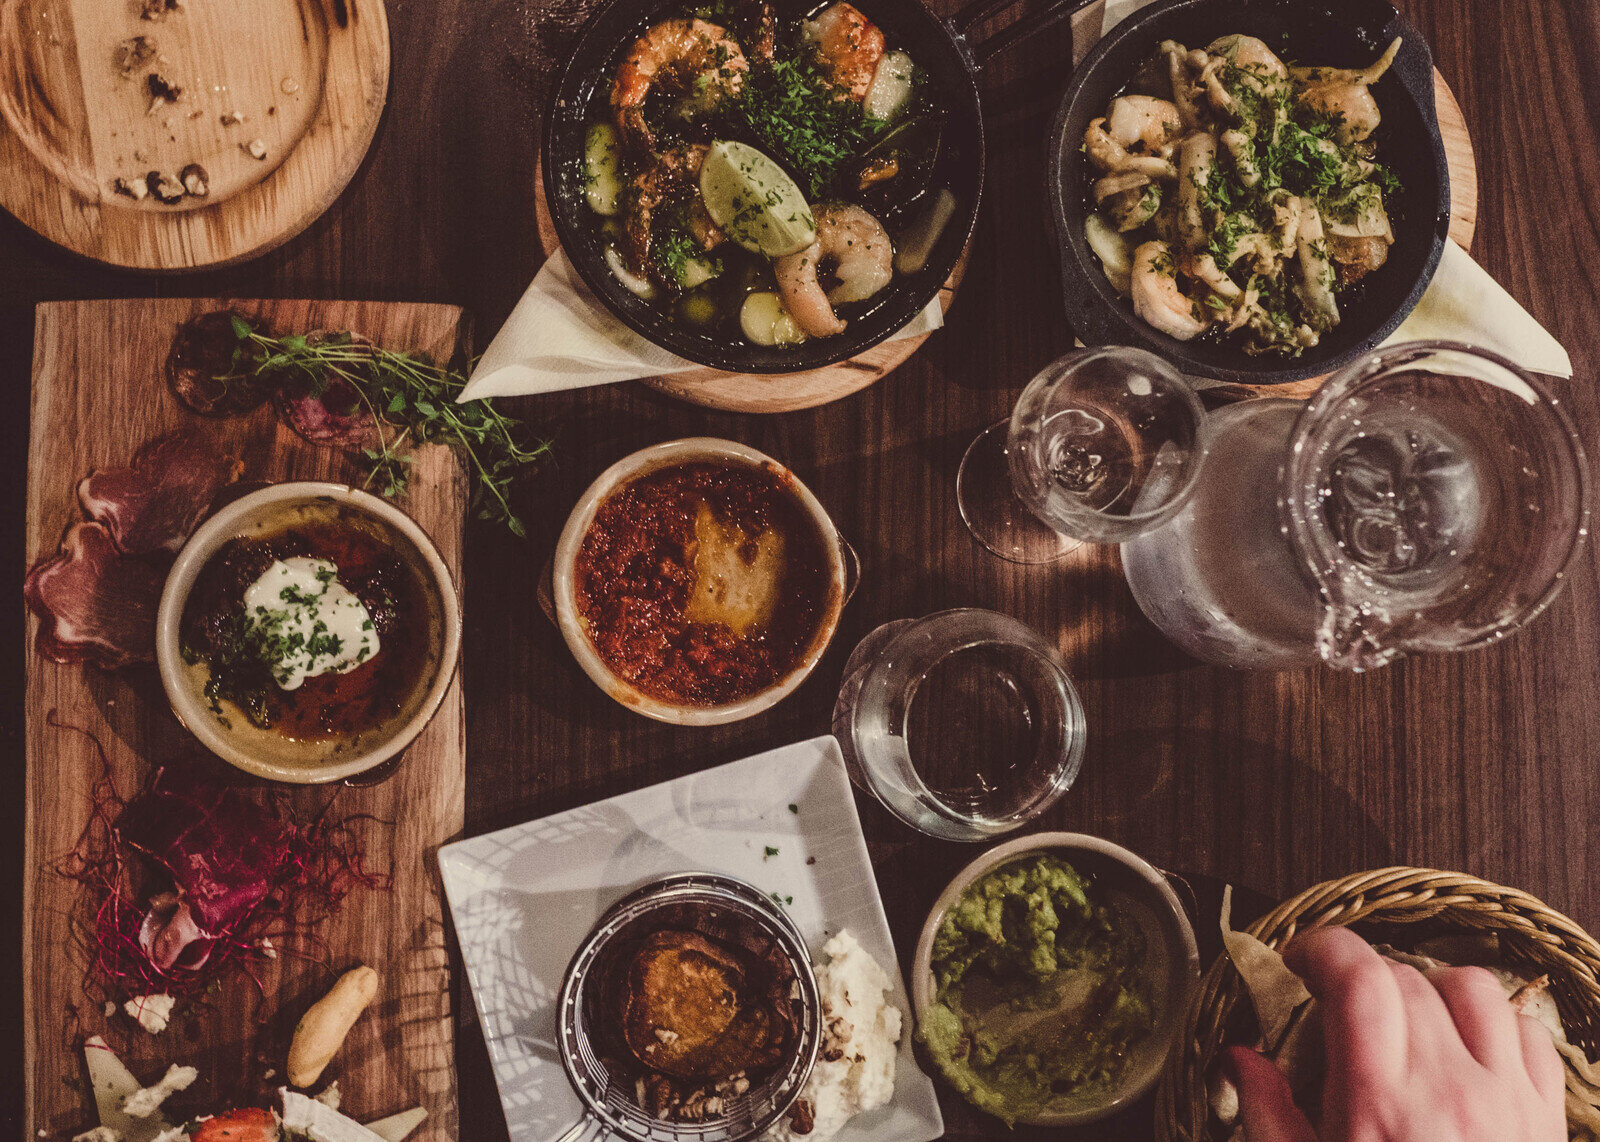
[957,347,1208,563]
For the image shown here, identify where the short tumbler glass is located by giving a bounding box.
[831,609,1086,842]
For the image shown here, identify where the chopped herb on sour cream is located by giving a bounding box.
[242,557,380,690]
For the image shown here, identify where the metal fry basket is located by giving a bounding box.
[554,873,821,1142]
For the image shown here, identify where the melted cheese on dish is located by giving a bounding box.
[683,503,786,637]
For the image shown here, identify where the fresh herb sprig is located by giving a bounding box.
[217,317,550,537]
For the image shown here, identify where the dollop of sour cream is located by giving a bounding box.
[242,557,380,691]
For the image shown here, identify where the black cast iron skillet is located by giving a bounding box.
[544,0,1099,375]
[1049,0,1450,384]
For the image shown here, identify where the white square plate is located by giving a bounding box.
[439,735,944,1142]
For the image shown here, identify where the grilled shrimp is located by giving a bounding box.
[1086,118,1178,180]
[1292,40,1401,146]
[611,18,749,153]
[1131,241,1208,341]
[803,3,885,101]
[775,203,893,338]
[622,143,724,280]
[1106,95,1183,156]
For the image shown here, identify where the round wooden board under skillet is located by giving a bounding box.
[533,152,969,415]
[0,0,388,270]
[530,66,1470,413]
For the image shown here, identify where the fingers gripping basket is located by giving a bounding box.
[1155,866,1600,1142]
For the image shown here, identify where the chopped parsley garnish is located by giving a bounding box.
[732,56,882,197]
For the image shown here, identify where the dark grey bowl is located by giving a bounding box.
[1048,0,1451,384]
[542,0,985,375]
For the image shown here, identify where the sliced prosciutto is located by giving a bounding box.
[78,429,242,556]
[120,781,294,973]
[276,372,379,449]
[24,521,162,669]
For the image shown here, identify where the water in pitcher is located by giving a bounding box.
[1122,400,1324,669]
[1123,343,1590,671]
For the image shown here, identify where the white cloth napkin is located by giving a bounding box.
[1088,0,1571,379]
[459,248,945,401]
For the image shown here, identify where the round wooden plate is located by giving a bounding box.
[533,67,1474,413]
[0,0,387,270]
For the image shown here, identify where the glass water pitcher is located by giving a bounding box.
[1120,342,1591,671]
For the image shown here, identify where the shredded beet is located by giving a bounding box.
[50,715,388,1004]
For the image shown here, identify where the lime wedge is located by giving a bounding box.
[700,140,816,258]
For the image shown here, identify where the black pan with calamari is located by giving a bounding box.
[1082,34,1405,357]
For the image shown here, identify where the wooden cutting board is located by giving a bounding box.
[23,299,466,1140]
[0,0,388,270]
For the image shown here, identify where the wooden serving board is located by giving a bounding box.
[532,153,969,414]
[0,0,388,270]
[23,299,466,1140]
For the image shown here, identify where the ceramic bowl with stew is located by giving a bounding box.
[157,482,461,784]
[552,438,854,726]
[911,832,1200,1126]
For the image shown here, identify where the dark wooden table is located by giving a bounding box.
[4,0,1597,1138]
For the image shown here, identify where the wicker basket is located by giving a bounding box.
[1156,867,1600,1142]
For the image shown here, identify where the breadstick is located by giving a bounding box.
[288,965,379,1087]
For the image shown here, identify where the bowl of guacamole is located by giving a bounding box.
[911,834,1200,1126]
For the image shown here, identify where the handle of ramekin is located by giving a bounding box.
[538,554,559,628]
[1160,868,1200,928]
[837,532,862,607]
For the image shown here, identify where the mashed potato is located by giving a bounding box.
[769,930,901,1142]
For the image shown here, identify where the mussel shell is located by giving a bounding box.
[841,113,945,214]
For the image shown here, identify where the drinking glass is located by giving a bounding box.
[957,347,1208,563]
[831,609,1085,842]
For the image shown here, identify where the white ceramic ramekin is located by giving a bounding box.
[552,438,853,726]
[911,832,1200,1126]
[156,482,461,784]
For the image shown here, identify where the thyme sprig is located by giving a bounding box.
[217,316,550,537]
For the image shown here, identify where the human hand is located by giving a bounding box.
[1225,926,1566,1142]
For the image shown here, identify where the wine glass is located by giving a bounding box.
[957,347,1208,562]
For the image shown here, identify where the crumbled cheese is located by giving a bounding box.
[122,1064,197,1117]
[315,1080,341,1110]
[259,936,278,959]
[124,993,175,1034]
[766,931,901,1142]
[280,1090,389,1142]
[152,1128,189,1142]
[73,1128,122,1142]
[104,1000,118,1017]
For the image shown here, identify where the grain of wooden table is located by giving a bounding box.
[3,0,1597,1139]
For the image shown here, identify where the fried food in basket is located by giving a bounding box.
[1208,887,1600,1142]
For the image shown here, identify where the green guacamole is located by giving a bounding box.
[918,855,1153,1125]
